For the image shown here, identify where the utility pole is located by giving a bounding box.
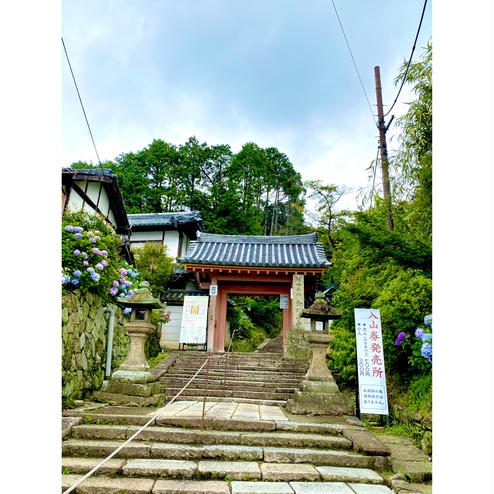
[374,66,394,230]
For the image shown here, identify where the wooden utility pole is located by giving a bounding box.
[374,66,394,230]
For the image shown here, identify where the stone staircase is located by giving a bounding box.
[62,400,396,493]
[160,352,309,406]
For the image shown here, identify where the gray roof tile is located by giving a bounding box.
[128,211,203,228]
[178,232,329,269]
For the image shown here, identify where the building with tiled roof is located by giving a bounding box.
[178,232,329,269]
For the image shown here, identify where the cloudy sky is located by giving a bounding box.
[62,1,431,212]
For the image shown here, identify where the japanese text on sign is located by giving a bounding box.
[180,296,209,344]
[354,308,389,415]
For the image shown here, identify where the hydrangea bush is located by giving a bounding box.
[62,211,141,301]
[395,314,432,372]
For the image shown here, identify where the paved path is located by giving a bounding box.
[155,400,288,422]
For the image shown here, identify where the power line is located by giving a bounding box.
[330,0,377,125]
[384,0,428,117]
[62,37,102,167]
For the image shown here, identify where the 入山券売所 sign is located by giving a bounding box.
[354,308,389,415]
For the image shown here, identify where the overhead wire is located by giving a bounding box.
[330,0,377,126]
[61,37,103,167]
[384,0,428,117]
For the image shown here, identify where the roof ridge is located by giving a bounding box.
[196,232,318,244]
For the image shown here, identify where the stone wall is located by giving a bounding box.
[62,291,130,402]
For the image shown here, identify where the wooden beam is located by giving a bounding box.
[70,182,114,229]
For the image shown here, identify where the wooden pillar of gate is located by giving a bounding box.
[207,272,218,352]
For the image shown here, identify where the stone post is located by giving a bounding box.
[283,274,312,359]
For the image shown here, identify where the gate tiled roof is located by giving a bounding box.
[178,232,329,269]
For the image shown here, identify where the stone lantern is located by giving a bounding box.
[286,291,353,415]
[94,281,166,406]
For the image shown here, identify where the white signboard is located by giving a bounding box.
[209,285,218,296]
[354,308,389,415]
[280,294,289,309]
[179,296,209,344]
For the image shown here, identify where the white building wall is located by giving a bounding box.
[164,230,180,258]
[159,305,183,350]
[131,231,163,241]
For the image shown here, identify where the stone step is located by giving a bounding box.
[71,424,352,449]
[62,475,394,494]
[164,396,288,407]
[61,459,384,484]
[171,362,307,370]
[164,388,292,400]
[165,371,306,381]
[164,378,299,391]
[62,439,387,470]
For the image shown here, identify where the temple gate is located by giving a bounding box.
[178,232,330,356]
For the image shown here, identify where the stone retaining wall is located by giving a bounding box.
[62,291,130,402]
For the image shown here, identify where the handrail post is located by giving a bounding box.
[201,352,212,428]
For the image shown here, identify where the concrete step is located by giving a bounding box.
[62,475,394,493]
[71,424,353,450]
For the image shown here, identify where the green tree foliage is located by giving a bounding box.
[71,138,305,237]
[132,243,176,298]
[327,44,432,388]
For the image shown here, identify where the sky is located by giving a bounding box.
[61,0,431,214]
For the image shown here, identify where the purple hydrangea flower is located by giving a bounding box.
[395,337,402,346]
[83,260,89,266]
[74,226,84,232]
[74,233,83,238]
[120,268,127,275]
[124,280,132,287]
[71,279,79,285]
[119,284,127,291]
[73,249,81,256]
[123,308,132,315]
[92,248,100,254]
[424,314,432,326]
[101,250,108,256]
[101,260,108,267]
[96,263,104,270]
[398,332,406,341]
[161,317,165,321]
[422,333,432,342]
[87,267,95,273]
[128,290,134,296]
[65,225,74,232]
[90,273,100,281]
[62,274,71,284]
[73,270,82,277]
[82,252,88,258]
[95,230,100,234]
[87,231,94,236]
[131,272,138,278]
[109,287,118,296]
[113,280,119,287]
[94,236,100,240]
[415,328,425,340]
[127,269,132,275]
[89,237,97,243]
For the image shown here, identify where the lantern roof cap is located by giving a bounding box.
[300,291,343,320]
[117,281,165,309]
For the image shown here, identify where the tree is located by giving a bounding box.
[132,243,176,298]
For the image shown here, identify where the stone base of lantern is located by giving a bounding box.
[93,390,165,407]
[94,379,165,407]
[286,331,353,415]
[286,379,353,415]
